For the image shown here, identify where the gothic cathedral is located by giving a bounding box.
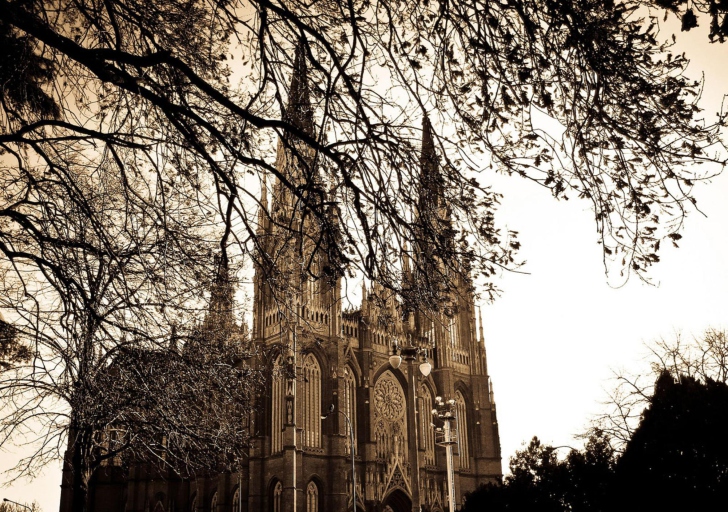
[60,40,501,512]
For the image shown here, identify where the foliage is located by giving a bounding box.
[0,142,260,512]
[596,328,728,447]
[465,369,728,511]
[462,432,615,512]
[615,372,728,511]
[0,0,724,310]
[0,501,41,512]
[646,0,728,41]
[92,340,260,476]
[0,317,30,369]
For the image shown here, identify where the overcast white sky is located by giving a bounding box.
[3,11,728,512]
[483,13,728,469]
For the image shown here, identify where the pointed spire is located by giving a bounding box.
[402,240,412,277]
[478,307,485,345]
[261,171,268,211]
[285,36,314,137]
[419,116,444,216]
[421,116,436,170]
[207,253,235,334]
[258,172,269,234]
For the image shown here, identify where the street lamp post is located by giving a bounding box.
[389,338,432,512]
[2,499,32,511]
[432,397,457,512]
[321,404,356,512]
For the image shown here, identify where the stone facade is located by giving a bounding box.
[59,39,501,512]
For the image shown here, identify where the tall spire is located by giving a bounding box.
[401,240,412,280]
[205,253,235,339]
[285,36,314,137]
[258,171,269,234]
[261,171,268,211]
[419,116,444,209]
[478,307,485,345]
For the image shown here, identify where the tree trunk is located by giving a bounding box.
[69,426,93,512]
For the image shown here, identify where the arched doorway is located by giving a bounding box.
[382,488,412,512]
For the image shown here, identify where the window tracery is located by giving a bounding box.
[455,390,470,469]
[271,355,285,454]
[420,384,436,466]
[343,366,357,454]
[272,481,283,512]
[302,353,321,447]
[372,370,407,462]
[306,481,319,512]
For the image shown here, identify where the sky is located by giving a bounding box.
[2,10,728,512]
[483,13,728,467]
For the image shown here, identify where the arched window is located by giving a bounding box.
[210,492,218,512]
[272,481,283,512]
[420,384,436,466]
[372,370,407,462]
[449,318,459,348]
[343,366,357,454]
[455,390,470,469]
[153,502,164,512]
[302,353,321,448]
[232,488,241,512]
[190,495,198,512]
[271,355,285,454]
[306,481,319,512]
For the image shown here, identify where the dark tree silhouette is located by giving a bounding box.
[462,432,615,512]
[615,372,728,511]
[464,371,728,512]
[597,329,728,448]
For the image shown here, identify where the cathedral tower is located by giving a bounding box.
[64,39,502,512]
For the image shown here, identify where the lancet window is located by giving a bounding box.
[272,481,283,512]
[455,390,470,469]
[343,366,357,454]
[449,317,459,348]
[271,355,285,454]
[306,481,319,512]
[420,384,436,466]
[302,353,322,447]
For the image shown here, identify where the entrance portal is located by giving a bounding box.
[382,489,412,512]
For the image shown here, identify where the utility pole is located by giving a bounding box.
[433,397,457,512]
[389,338,433,512]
